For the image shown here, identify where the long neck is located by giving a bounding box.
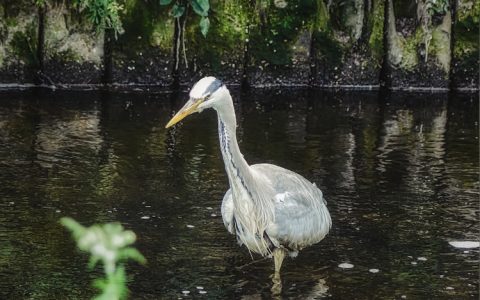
[215,95,254,194]
[214,91,275,256]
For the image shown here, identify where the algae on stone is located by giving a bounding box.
[343,0,365,42]
[455,0,479,58]
[368,0,384,62]
[249,0,316,66]
[45,5,104,65]
[386,0,403,67]
[0,9,38,68]
[430,11,451,73]
[186,0,249,72]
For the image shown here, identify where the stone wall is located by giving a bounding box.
[0,0,478,89]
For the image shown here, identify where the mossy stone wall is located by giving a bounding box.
[0,0,478,89]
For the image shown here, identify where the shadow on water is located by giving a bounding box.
[0,88,478,299]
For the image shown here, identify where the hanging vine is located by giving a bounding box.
[160,0,210,71]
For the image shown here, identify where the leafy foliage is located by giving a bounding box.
[73,0,125,37]
[160,0,210,37]
[190,0,209,17]
[425,0,449,15]
[61,217,145,300]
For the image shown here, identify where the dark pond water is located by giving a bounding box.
[0,88,478,299]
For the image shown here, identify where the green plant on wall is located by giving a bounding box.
[73,0,125,37]
[160,0,210,37]
[61,217,145,300]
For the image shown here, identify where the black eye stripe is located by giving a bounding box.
[203,78,224,97]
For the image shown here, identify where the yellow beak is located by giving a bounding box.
[165,98,203,128]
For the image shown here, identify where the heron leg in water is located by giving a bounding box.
[273,248,286,276]
[271,248,286,295]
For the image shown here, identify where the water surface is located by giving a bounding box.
[0,88,478,299]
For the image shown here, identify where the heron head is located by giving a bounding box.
[165,76,226,128]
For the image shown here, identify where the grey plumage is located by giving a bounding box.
[222,163,331,257]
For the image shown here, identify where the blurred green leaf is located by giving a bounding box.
[60,217,86,240]
[191,0,209,17]
[171,4,185,18]
[61,217,145,300]
[88,256,101,269]
[119,248,147,264]
[159,0,172,5]
[200,16,210,37]
[93,267,127,300]
[34,0,47,7]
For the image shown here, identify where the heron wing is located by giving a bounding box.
[221,189,235,234]
[251,163,331,250]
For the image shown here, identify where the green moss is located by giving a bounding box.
[386,9,453,74]
[5,18,19,28]
[0,22,6,43]
[9,22,37,66]
[455,0,479,59]
[313,30,343,66]
[458,0,480,23]
[53,49,81,62]
[119,1,155,48]
[118,0,171,55]
[430,12,451,73]
[314,0,329,31]
[400,29,421,70]
[249,0,317,66]
[187,0,249,70]
[151,19,174,51]
[310,0,343,66]
[368,0,384,62]
[454,32,478,58]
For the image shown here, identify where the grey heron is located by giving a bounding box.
[166,77,331,288]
